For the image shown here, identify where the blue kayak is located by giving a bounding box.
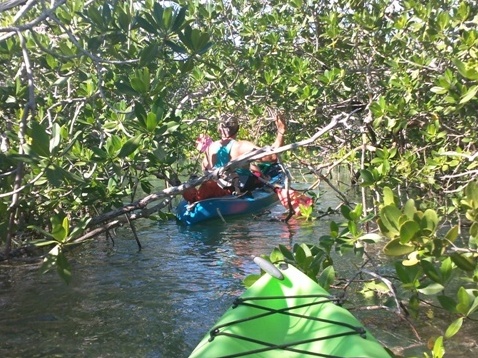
[176,186,280,225]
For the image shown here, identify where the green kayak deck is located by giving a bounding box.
[189,262,391,358]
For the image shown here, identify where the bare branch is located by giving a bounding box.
[0,0,28,12]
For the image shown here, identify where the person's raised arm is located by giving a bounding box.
[258,111,287,163]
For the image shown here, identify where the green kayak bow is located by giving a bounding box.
[189,261,392,358]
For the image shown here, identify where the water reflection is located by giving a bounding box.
[1,201,477,357]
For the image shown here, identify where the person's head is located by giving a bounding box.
[218,116,239,140]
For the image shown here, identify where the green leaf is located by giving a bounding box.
[270,248,284,263]
[56,249,72,284]
[451,252,476,272]
[330,221,339,238]
[383,238,415,256]
[445,225,459,243]
[318,265,335,290]
[403,199,417,220]
[118,135,142,158]
[243,274,261,288]
[445,317,463,339]
[430,86,448,94]
[417,282,444,295]
[278,244,295,261]
[134,102,147,127]
[467,296,478,316]
[359,169,375,186]
[140,43,159,67]
[421,209,438,234]
[115,80,137,96]
[45,165,64,187]
[172,6,187,32]
[30,121,50,157]
[87,6,104,27]
[130,76,148,94]
[383,187,395,205]
[299,243,313,258]
[164,40,188,54]
[161,6,173,32]
[402,251,420,266]
[437,295,457,312]
[146,112,159,132]
[41,245,60,274]
[421,259,441,283]
[358,233,382,243]
[465,182,478,203]
[340,205,352,220]
[399,220,421,244]
[117,8,131,31]
[456,287,471,315]
[136,16,158,34]
[440,257,453,282]
[454,58,478,80]
[49,123,61,153]
[294,244,306,264]
[459,85,478,104]
[432,336,444,358]
[349,203,362,220]
[379,205,402,237]
[196,41,213,55]
[50,215,67,242]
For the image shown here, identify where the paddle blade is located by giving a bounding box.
[275,188,313,215]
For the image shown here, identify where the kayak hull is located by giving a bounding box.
[189,263,391,358]
[176,187,279,225]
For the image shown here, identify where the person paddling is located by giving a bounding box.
[183,112,287,202]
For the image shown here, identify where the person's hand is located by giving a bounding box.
[275,111,287,135]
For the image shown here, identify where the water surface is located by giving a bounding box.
[1,191,477,357]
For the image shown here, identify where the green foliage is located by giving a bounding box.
[1,1,210,257]
[2,1,478,354]
[377,183,478,357]
[244,243,334,288]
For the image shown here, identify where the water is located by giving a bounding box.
[1,189,477,357]
[0,208,324,358]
